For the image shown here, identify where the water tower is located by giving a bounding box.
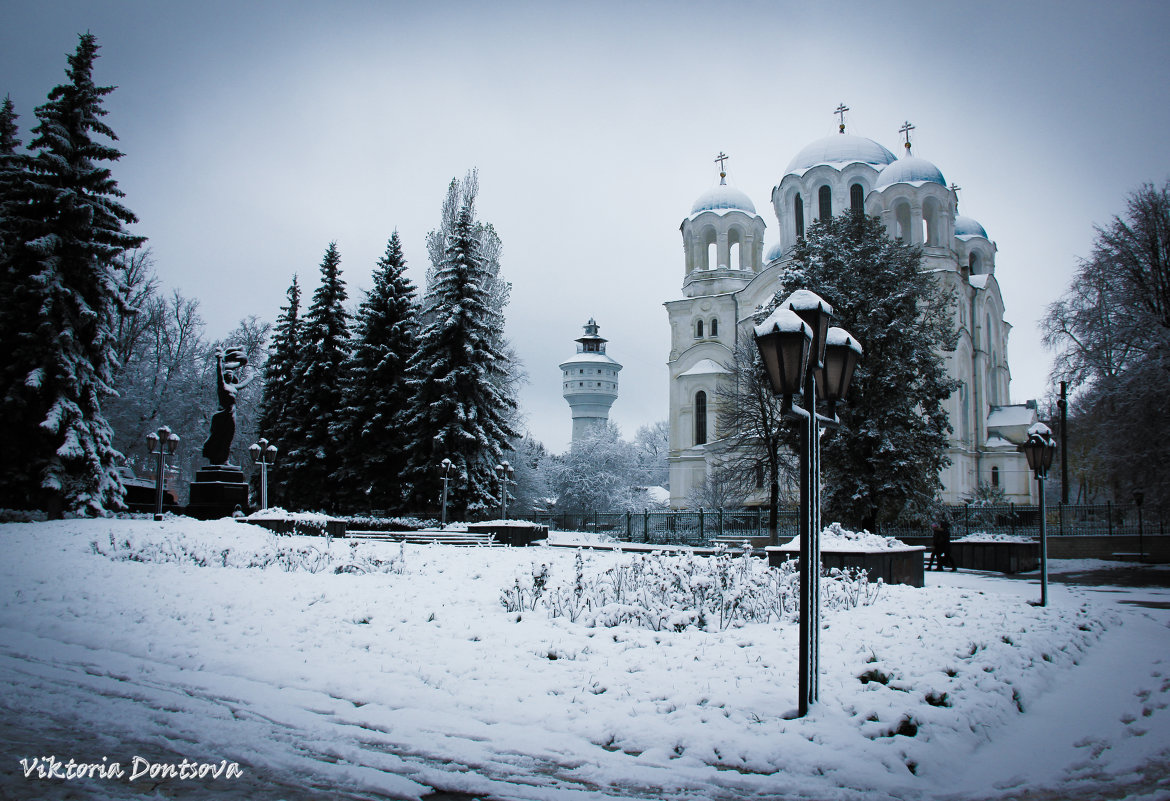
[560,319,622,442]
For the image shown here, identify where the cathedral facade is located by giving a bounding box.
[666,124,1038,509]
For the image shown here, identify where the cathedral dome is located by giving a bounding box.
[785,134,898,174]
[765,240,784,263]
[690,183,756,216]
[875,155,946,189]
[954,215,988,239]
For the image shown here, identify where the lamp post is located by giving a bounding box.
[145,426,180,522]
[439,458,454,526]
[1021,422,1057,607]
[754,289,862,718]
[248,438,278,511]
[1133,489,1145,563]
[494,461,514,520]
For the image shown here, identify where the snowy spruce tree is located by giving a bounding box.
[333,233,418,512]
[403,197,519,518]
[778,211,958,530]
[281,245,351,512]
[0,35,145,515]
[257,274,303,506]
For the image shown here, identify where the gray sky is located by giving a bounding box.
[3,1,1168,453]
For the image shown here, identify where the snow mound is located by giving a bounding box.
[956,531,1035,543]
[783,522,910,552]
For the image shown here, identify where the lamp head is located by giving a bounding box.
[753,306,812,398]
[779,290,834,370]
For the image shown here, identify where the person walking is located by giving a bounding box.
[928,517,957,571]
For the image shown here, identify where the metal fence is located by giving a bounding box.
[530,502,1164,546]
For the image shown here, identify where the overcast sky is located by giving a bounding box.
[3,1,1168,454]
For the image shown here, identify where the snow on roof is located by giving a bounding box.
[875,155,946,189]
[689,183,757,217]
[954,215,988,238]
[678,358,729,377]
[559,352,622,368]
[984,435,1018,450]
[785,134,898,174]
[987,404,1038,429]
[970,274,992,289]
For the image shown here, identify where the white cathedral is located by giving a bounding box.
[665,116,1039,509]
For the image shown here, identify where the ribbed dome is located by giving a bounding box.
[785,134,898,174]
[875,156,946,189]
[954,215,988,239]
[690,182,756,215]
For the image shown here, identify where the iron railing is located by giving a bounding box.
[528,502,1163,545]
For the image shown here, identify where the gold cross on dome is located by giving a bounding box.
[899,120,915,152]
[714,152,729,174]
[835,103,849,132]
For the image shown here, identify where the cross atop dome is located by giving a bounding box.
[899,120,915,153]
[950,182,962,210]
[715,151,729,183]
[835,103,849,133]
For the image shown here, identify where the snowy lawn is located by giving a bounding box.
[1,518,1169,800]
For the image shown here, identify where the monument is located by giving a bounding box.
[186,346,253,519]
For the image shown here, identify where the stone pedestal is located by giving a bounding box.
[186,465,249,520]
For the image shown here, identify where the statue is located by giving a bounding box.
[202,346,254,466]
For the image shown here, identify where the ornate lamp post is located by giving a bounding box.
[1132,489,1145,563]
[145,426,180,522]
[754,290,862,718]
[439,458,454,526]
[1021,422,1057,606]
[248,438,278,511]
[494,461,514,520]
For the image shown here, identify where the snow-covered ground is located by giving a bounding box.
[1,517,1168,801]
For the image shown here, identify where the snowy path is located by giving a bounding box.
[1,519,1168,800]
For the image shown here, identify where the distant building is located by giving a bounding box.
[560,319,622,443]
[666,118,1037,507]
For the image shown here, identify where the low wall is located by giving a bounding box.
[949,542,1039,573]
[242,518,347,538]
[466,522,547,547]
[766,547,925,588]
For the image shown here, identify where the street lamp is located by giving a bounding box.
[1021,422,1057,606]
[145,426,180,521]
[439,458,454,527]
[494,461,515,520]
[754,290,862,718]
[1133,489,1145,563]
[249,438,278,511]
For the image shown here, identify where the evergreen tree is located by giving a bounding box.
[282,244,350,511]
[0,34,145,515]
[404,198,518,518]
[334,233,418,512]
[258,274,303,506]
[778,211,958,530]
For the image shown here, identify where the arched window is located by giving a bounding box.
[895,201,912,241]
[794,194,804,239]
[991,466,1000,488]
[969,252,981,275]
[923,197,940,245]
[695,391,708,446]
[818,185,832,220]
[695,319,704,338]
[710,318,718,337]
[850,183,864,212]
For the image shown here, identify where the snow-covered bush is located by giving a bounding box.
[90,532,407,575]
[502,543,880,631]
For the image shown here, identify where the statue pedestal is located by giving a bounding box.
[186,465,249,520]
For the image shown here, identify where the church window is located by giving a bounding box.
[818,185,832,220]
[755,462,765,489]
[991,466,1000,488]
[969,252,981,275]
[695,319,704,338]
[794,194,804,238]
[695,391,708,446]
[710,318,718,337]
[729,241,740,271]
[850,183,864,212]
[895,201,912,241]
[923,197,940,245]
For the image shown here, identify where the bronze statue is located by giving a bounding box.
[202,347,254,466]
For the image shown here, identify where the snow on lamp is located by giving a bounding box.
[816,327,863,412]
[779,289,834,370]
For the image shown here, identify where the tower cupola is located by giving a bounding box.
[560,319,622,443]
